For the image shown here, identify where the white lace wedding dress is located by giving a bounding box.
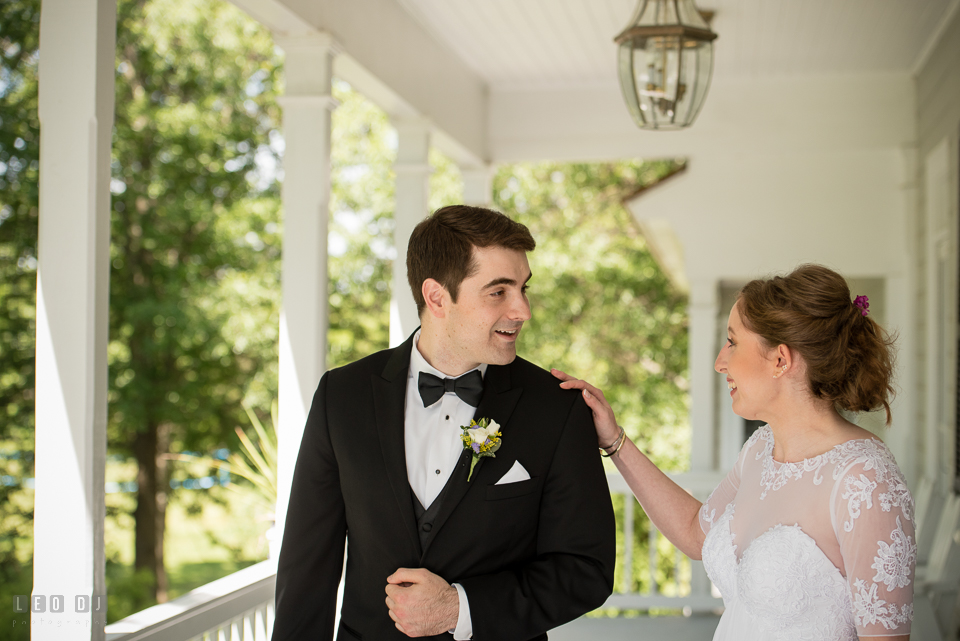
[699,426,916,640]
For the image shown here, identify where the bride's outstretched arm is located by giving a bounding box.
[553,369,706,560]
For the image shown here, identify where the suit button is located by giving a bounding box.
[422,523,432,532]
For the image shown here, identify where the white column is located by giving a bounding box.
[687,280,719,600]
[922,140,952,490]
[390,118,432,347]
[887,144,920,488]
[34,0,114,638]
[273,33,338,557]
[688,280,719,473]
[461,165,493,207]
[886,274,916,477]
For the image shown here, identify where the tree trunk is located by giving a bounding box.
[134,421,170,602]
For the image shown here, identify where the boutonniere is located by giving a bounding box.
[460,417,502,482]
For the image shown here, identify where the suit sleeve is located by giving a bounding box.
[272,373,345,641]
[459,395,616,639]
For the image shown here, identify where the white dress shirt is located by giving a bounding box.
[404,331,485,640]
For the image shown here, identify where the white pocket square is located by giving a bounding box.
[495,460,531,485]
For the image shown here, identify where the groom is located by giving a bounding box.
[272,205,615,641]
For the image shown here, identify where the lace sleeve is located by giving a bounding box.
[699,431,753,535]
[833,444,916,637]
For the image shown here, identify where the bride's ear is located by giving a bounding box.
[773,344,794,378]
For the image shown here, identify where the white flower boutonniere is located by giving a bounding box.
[460,417,502,482]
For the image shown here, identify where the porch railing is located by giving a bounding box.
[105,472,724,640]
[105,561,275,641]
[602,471,724,613]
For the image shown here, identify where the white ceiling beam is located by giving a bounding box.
[230,0,488,165]
[911,0,960,76]
[229,0,318,37]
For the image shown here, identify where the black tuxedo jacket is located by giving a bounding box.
[273,332,616,641]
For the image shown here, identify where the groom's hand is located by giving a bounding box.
[385,568,459,637]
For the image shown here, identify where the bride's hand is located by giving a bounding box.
[551,369,621,448]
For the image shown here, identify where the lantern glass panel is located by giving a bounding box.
[684,39,714,124]
[618,42,645,126]
[617,35,714,129]
[647,0,678,25]
[676,0,709,28]
[616,0,716,130]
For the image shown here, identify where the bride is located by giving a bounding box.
[555,264,915,640]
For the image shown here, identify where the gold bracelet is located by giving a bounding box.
[600,426,626,458]
[601,430,626,457]
[598,425,623,450]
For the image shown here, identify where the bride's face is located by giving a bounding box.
[714,302,780,421]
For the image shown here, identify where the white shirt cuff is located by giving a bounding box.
[450,583,473,640]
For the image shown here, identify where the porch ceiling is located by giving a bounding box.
[233,0,957,162]
[396,0,955,88]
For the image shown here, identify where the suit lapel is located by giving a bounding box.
[372,332,421,555]
[420,361,523,557]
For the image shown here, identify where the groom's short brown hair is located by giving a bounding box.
[407,205,536,317]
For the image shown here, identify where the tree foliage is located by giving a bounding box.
[494,161,690,470]
[326,81,395,367]
[109,0,282,601]
[0,0,39,631]
[325,82,466,369]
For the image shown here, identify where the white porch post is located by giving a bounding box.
[462,165,494,207]
[689,280,719,473]
[390,118,432,347]
[887,144,919,487]
[274,34,338,557]
[34,0,115,638]
[687,280,719,599]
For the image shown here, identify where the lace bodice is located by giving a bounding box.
[699,426,916,639]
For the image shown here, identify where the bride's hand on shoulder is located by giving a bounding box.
[551,368,621,448]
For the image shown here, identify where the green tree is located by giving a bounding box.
[326,80,395,367]
[494,160,691,599]
[109,0,282,602]
[494,161,690,470]
[0,1,40,632]
[326,80,471,368]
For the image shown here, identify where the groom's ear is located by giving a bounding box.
[422,278,448,319]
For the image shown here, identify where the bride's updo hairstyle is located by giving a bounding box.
[736,264,897,423]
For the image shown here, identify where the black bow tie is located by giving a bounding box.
[418,370,484,407]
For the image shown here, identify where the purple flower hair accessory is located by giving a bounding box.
[854,295,869,317]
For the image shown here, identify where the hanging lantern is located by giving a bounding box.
[615,0,717,130]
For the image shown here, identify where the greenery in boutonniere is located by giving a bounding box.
[460,418,502,482]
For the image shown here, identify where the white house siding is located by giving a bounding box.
[917,6,960,159]
[915,3,960,492]
[624,73,917,478]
